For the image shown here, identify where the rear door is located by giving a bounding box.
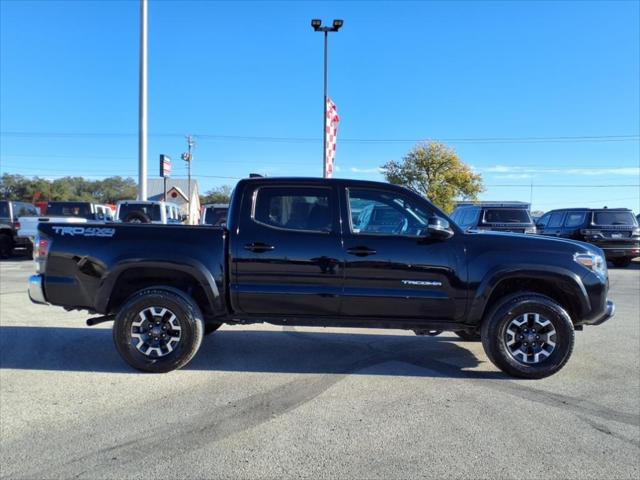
[233,183,344,316]
[542,211,565,236]
[560,211,587,239]
[339,186,466,321]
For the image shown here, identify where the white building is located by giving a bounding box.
[147,178,200,224]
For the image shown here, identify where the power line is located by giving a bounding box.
[1,131,638,144]
[486,184,640,188]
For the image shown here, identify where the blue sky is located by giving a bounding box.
[1,0,639,212]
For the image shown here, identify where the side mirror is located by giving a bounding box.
[427,216,454,240]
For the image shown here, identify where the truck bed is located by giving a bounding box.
[38,223,227,314]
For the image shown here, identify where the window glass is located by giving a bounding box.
[548,212,565,228]
[0,201,9,218]
[482,208,532,224]
[118,203,162,221]
[461,208,479,227]
[205,207,228,226]
[254,187,332,232]
[47,202,92,219]
[593,211,637,226]
[564,212,586,228]
[348,188,431,236]
[536,214,550,227]
[15,203,38,217]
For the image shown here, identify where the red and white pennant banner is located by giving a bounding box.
[325,97,340,178]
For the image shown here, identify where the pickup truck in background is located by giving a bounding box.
[0,200,39,258]
[17,201,114,254]
[28,177,614,378]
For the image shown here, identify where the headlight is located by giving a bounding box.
[574,252,607,277]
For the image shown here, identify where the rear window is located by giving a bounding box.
[204,207,228,226]
[593,211,637,226]
[482,208,532,224]
[254,187,332,232]
[118,203,162,222]
[0,201,8,218]
[14,203,38,217]
[47,202,92,218]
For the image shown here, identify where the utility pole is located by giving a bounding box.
[138,0,148,200]
[530,179,534,205]
[181,135,195,224]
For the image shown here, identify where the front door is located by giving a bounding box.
[340,186,466,321]
[233,183,344,316]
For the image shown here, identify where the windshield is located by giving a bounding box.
[482,208,532,224]
[118,203,162,221]
[593,211,637,226]
[47,202,92,218]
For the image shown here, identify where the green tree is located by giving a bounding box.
[201,185,232,205]
[0,173,137,203]
[382,142,483,213]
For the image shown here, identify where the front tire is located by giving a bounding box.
[113,288,204,373]
[481,293,574,379]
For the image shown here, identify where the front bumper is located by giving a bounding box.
[28,274,48,305]
[599,247,640,260]
[580,299,615,326]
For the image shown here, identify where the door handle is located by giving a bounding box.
[346,246,377,257]
[244,242,275,253]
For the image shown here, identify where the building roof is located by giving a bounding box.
[147,178,198,202]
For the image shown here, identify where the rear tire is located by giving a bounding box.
[481,293,574,379]
[612,257,632,268]
[455,329,481,341]
[113,288,204,373]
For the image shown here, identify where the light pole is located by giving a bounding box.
[138,0,148,200]
[311,19,343,178]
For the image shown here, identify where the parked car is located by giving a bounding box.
[450,202,537,234]
[200,203,229,226]
[29,177,614,378]
[46,201,114,221]
[536,208,640,268]
[0,200,39,258]
[116,200,184,224]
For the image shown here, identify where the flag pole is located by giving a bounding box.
[323,30,328,178]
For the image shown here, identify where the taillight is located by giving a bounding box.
[35,236,49,260]
[14,221,21,231]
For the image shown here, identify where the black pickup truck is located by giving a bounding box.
[28,177,614,378]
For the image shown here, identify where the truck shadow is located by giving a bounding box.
[0,325,506,379]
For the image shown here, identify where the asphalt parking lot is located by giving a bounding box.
[0,258,638,479]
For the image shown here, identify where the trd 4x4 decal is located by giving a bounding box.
[52,226,116,237]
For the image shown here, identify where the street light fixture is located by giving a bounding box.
[310,18,343,178]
